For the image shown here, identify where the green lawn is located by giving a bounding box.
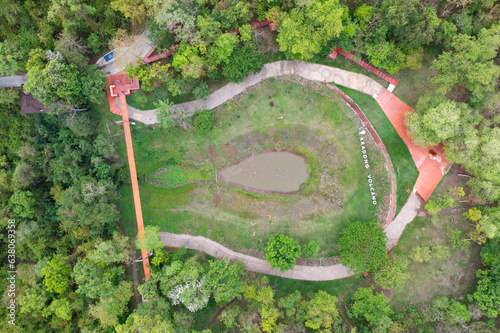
[118,78,390,256]
[335,85,419,215]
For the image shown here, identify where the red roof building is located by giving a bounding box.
[20,88,47,114]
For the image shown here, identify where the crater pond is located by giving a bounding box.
[219,151,309,193]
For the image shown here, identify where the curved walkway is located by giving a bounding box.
[159,232,352,281]
[124,61,385,124]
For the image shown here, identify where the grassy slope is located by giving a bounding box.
[389,166,481,308]
[335,85,419,215]
[118,79,388,257]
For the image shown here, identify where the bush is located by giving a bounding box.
[374,259,410,290]
[222,46,264,83]
[264,234,301,272]
[480,240,500,266]
[337,221,387,273]
[192,82,211,100]
[301,240,320,258]
[207,69,221,82]
[193,109,214,132]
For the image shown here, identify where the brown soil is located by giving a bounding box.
[213,186,221,208]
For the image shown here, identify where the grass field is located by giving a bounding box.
[118,78,390,256]
[389,166,481,308]
[335,85,419,215]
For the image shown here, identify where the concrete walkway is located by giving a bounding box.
[0,75,27,88]
[159,232,353,281]
[384,192,423,250]
[125,61,385,124]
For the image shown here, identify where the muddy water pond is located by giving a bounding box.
[219,151,309,192]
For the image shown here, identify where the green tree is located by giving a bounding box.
[172,43,206,79]
[73,259,124,299]
[110,0,148,24]
[351,286,393,330]
[127,60,171,92]
[42,298,73,320]
[87,232,132,266]
[208,33,239,65]
[301,240,320,258]
[354,4,372,31]
[82,65,105,104]
[89,280,134,328]
[277,0,345,59]
[0,41,22,75]
[364,40,407,74]
[192,82,211,100]
[8,190,37,219]
[24,49,82,106]
[222,46,264,83]
[239,23,253,41]
[432,297,470,325]
[374,258,410,290]
[478,208,500,239]
[406,100,475,147]
[337,221,387,273]
[264,233,301,272]
[469,257,500,318]
[205,259,246,305]
[155,99,176,129]
[277,290,303,322]
[116,299,175,332]
[196,14,222,44]
[136,225,165,254]
[303,290,339,330]
[41,255,72,294]
[432,25,500,105]
[19,284,48,315]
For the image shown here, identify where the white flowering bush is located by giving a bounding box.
[168,275,210,312]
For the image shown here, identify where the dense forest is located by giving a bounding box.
[1,0,500,332]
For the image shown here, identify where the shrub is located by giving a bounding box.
[301,240,320,258]
[192,82,211,100]
[207,69,221,82]
[222,46,264,83]
[193,108,214,132]
[374,259,410,290]
[337,221,387,273]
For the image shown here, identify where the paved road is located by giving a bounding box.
[159,232,353,281]
[0,75,27,88]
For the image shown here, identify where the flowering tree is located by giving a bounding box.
[168,275,210,312]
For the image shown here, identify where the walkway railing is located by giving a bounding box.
[329,47,399,88]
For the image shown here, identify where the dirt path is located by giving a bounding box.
[158,232,352,281]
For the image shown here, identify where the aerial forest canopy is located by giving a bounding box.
[0,0,500,332]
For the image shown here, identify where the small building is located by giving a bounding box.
[20,88,47,114]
